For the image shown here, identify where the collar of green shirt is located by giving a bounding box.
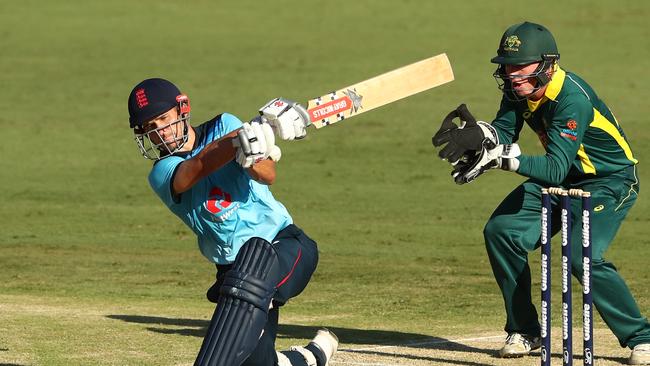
[527,65,566,112]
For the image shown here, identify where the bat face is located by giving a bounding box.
[306,53,454,129]
[307,89,362,125]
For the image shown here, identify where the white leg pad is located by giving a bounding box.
[277,347,317,366]
[310,329,339,364]
[289,346,318,366]
[276,351,293,366]
[277,329,338,366]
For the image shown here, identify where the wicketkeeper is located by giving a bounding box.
[127,78,337,366]
[432,21,650,364]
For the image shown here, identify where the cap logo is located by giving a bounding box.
[503,35,522,52]
[135,88,149,109]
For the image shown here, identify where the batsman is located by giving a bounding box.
[127,78,337,366]
[432,21,650,363]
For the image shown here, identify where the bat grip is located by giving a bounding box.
[236,129,253,155]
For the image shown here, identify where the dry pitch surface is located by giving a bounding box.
[0,296,634,365]
[330,328,630,366]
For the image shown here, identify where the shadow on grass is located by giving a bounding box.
[0,348,28,366]
[108,314,481,346]
[107,315,628,365]
[107,314,205,337]
[107,314,496,365]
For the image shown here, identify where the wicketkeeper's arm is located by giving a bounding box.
[490,97,525,145]
[515,101,591,185]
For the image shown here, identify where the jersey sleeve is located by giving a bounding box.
[148,156,185,206]
[491,98,523,144]
[220,113,244,135]
[516,96,593,185]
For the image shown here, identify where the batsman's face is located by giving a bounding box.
[143,107,184,149]
[504,62,543,99]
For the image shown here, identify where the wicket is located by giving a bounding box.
[541,187,593,366]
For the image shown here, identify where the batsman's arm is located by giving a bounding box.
[246,159,276,185]
[172,131,239,194]
[172,129,277,194]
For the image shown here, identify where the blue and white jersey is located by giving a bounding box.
[148,113,293,264]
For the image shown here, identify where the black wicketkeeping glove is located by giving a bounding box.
[432,104,498,164]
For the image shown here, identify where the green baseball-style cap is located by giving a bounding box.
[491,21,559,65]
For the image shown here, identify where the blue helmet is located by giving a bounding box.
[127,78,191,159]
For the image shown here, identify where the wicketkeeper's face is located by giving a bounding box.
[503,62,542,97]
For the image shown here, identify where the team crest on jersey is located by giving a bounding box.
[503,35,522,52]
[567,119,578,130]
[560,119,578,140]
[205,186,240,222]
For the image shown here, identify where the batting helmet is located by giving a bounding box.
[491,21,559,65]
[491,22,560,100]
[127,78,191,159]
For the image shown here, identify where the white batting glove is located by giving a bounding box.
[259,97,311,140]
[268,145,281,163]
[233,121,281,168]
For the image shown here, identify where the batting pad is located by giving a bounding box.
[195,238,281,366]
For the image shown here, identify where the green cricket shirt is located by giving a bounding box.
[491,67,637,186]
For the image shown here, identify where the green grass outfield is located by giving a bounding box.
[1,1,649,365]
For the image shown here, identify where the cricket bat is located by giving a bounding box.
[306,53,454,129]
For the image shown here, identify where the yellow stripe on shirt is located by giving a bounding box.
[590,109,638,164]
[577,144,596,174]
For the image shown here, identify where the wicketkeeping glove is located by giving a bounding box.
[451,142,521,184]
[432,103,499,164]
